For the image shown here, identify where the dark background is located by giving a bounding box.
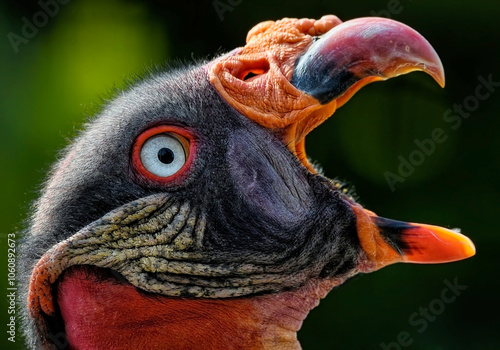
[1,0,499,349]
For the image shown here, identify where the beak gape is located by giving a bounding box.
[208,15,475,269]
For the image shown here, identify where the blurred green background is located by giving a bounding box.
[1,0,498,349]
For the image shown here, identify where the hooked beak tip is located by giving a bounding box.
[291,16,446,104]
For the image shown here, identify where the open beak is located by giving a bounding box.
[209,15,475,268]
[287,17,474,268]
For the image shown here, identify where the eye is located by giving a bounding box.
[132,126,194,183]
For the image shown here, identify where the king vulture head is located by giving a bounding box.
[20,15,475,350]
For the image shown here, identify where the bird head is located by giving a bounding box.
[21,15,475,349]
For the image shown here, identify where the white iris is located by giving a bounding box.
[140,134,186,177]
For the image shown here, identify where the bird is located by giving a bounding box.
[20,15,476,350]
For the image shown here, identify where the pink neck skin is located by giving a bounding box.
[57,267,342,350]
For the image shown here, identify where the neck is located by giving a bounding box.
[248,279,339,349]
[57,266,340,350]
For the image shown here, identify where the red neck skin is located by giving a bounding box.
[56,267,341,350]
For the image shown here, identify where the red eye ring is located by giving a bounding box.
[132,125,195,185]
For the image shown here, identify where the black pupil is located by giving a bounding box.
[157,148,175,164]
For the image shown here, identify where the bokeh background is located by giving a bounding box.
[1,0,499,349]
